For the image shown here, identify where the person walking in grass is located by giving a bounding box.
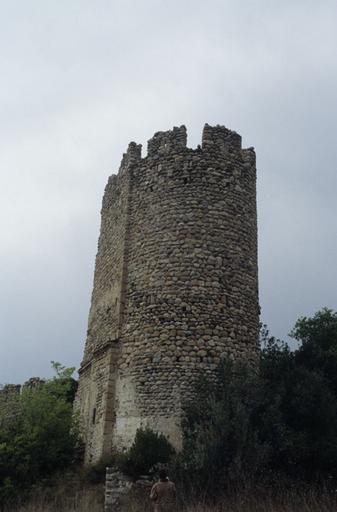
[150,469,176,512]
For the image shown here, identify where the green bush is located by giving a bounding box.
[119,427,175,478]
[81,455,115,484]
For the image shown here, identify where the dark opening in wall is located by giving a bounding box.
[92,408,96,424]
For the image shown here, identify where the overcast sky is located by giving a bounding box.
[1,0,337,384]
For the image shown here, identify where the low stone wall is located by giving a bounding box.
[104,467,152,511]
[104,467,133,511]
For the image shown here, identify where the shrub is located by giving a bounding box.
[119,428,175,478]
[81,455,115,484]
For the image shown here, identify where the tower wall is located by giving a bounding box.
[75,143,140,462]
[76,124,259,462]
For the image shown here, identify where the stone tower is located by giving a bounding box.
[75,124,259,463]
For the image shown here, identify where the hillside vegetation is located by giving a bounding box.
[1,309,337,511]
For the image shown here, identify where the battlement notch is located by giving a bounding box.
[147,125,187,157]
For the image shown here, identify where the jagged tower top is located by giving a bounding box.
[119,123,255,169]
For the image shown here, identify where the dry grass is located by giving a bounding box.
[3,484,104,512]
[4,484,337,512]
[122,486,337,512]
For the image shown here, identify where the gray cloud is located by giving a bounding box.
[1,0,337,382]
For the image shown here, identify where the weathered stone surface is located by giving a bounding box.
[104,467,133,512]
[75,124,259,463]
[0,384,21,399]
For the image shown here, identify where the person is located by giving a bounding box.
[150,469,176,512]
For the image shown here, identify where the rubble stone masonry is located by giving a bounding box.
[75,124,259,463]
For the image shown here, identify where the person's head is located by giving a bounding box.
[159,469,168,482]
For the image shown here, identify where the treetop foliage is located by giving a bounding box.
[0,363,80,507]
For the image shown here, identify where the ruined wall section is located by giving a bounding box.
[113,125,259,449]
[0,379,47,424]
[83,165,128,361]
[0,384,21,402]
[75,143,141,462]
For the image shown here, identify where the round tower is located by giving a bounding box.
[75,124,259,463]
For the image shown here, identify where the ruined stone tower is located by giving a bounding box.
[75,124,259,463]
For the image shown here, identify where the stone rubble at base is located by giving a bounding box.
[104,467,134,512]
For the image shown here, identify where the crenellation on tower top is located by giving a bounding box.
[241,147,256,167]
[120,141,142,170]
[202,123,242,152]
[147,125,187,157]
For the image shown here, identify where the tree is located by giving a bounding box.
[179,360,269,493]
[178,309,337,493]
[291,308,337,396]
[259,312,337,479]
[0,363,79,506]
